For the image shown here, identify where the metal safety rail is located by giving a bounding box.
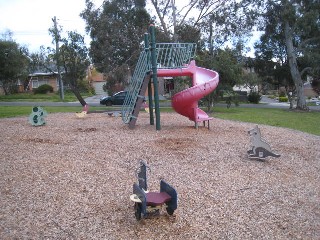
[155,43,196,69]
[121,42,197,126]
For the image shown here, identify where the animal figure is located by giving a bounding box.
[247,125,280,160]
[107,111,122,117]
[75,111,87,118]
[75,104,89,118]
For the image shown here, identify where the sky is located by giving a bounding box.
[0,0,104,52]
[0,0,260,56]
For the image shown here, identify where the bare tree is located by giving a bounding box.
[149,0,224,41]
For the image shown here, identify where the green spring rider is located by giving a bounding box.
[28,106,47,126]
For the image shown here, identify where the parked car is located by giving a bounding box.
[100,91,127,106]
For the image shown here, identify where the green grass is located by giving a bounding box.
[211,106,320,136]
[0,106,80,118]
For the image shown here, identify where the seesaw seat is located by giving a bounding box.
[146,192,171,207]
[131,160,178,220]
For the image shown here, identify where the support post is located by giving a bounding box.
[144,33,154,126]
[52,16,64,100]
[149,24,161,130]
[148,80,154,125]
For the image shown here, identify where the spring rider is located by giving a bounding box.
[28,106,47,126]
[130,160,178,220]
[247,125,280,160]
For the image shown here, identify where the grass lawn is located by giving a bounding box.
[0,106,109,118]
[211,106,320,136]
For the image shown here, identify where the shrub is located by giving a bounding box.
[279,90,286,97]
[77,79,95,94]
[279,96,288,102]
[248,92,261,104]
[34,84,53,94]
[268,95,277,99]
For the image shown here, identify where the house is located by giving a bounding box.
[87,65,167,97]
[1,73,54,95]
[304,82,318,98]
[144,77,167,98]
[26,72,60,92]
[233,57,259,94]
[87,65,106,95]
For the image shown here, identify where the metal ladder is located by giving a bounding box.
[121,51,151,126]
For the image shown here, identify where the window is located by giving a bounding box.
[164,77,174,94]
[31,77,49,88]
[31,77,39,88]
[38,77,48,86]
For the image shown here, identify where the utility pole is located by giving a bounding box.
[52,16,64,100]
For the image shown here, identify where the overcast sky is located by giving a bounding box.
[0,0,259,56]
[0,0,104,52]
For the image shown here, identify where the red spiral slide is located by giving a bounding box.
[157,60,219,124]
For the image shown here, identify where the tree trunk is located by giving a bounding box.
[71,86,87,106]
[288,93,294,109]
[209,23,213,55]
[2,83,9,95]
[171,0,178,42]
[284,21,309,111]
[284,86,295,109]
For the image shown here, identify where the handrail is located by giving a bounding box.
[156,43,196,69]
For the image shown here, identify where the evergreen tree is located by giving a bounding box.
[0,40,29,94]
[59,31,91,106]
[197,48,243,111]
[81,0,151,92]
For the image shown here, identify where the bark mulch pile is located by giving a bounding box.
[0,112,319,239]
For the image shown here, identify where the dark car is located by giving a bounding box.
[100,91,127,106]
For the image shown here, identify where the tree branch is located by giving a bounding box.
[298,37,320,51]
[193,0,223,27]
[300,67,312,76]
[150,0,171,36]
[178,0,198,27]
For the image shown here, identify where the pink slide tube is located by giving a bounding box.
[157,60,219,122]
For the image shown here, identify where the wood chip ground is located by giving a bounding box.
[0,112,319,239]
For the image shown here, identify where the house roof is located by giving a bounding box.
[28,72,59,77]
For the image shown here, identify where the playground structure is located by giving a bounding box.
[247,125,281,160]
[130,160,178,220]
[28,106,47,126]
[121,25,219,130]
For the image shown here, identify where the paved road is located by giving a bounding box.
[1,95,319,111]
